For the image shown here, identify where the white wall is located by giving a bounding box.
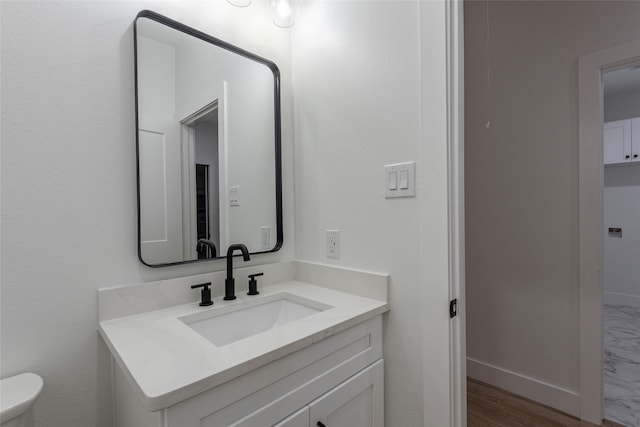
[292,1,454,425]
[604,164,640,307]
[0,2,293,426]
[465,0,640,415]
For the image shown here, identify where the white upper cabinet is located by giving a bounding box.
[604,118,640,165]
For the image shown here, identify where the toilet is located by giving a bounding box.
[0,373,43,427]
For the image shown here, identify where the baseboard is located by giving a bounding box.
[604,291,640,308]
[467,357,580,417]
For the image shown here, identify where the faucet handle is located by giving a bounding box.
[191,282,213,306]
[247,273,263,296]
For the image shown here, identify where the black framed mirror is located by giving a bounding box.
[134,10,283,267]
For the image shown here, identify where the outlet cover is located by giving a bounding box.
[326,229,340,259]
[229,186,240,206]
[261,226,271,250]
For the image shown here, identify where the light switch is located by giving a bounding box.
[389,171,398,190]
[399,170,409,189]
[384,161,416,198]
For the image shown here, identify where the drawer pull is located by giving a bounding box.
[317,422,327,427]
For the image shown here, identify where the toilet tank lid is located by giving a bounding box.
[0,373,43,422]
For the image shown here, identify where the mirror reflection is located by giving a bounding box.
[135,11,282,266]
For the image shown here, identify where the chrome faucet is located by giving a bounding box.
[224,244,250,300]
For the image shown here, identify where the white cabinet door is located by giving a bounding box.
[632,118,640,162]
[604,119,632,164]
[309,360,383,427]
[139,115,184,264]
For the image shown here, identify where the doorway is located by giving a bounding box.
[180,100,225,260]
[601,64,640,427]
[578,38,640,425]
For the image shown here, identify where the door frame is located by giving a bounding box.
[578,38,640,424]
[447,0,466,426]
[180,99,220,260]
[179,82,228,259]
[418,1,466,426]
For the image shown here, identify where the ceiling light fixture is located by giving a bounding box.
[271,0,295,28]
[227,0,251,7]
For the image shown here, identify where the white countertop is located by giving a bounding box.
[99,280,388,411]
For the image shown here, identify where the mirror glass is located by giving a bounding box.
[135,11,282,267]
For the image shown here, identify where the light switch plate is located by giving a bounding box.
[385,162,415,198]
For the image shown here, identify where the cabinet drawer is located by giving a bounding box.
[165,316,382,426]
[226,360,384,427]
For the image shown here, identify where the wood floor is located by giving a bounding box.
[467,378,626,427]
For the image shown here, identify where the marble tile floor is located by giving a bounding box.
[604,304,640,427]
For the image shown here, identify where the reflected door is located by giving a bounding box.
[139,116,183,263]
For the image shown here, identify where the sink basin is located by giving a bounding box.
[180,294,330,347]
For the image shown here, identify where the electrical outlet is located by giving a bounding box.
[229,186,240,206]
[261,226,271,250]
[326,229,340,259]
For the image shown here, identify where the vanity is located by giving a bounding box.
[111,10,389,427]
[99,261,388,427]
